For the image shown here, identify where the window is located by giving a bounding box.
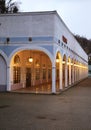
[14,55,20,64]
[36,68,40,80]
[43,69,46,79]
[13,67,21,83]
[56,69,59,79]
[48,69,51,79]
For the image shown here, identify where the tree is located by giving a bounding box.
[74,34,91,54]
[0,0,19,13]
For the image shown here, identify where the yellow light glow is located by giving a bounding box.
[67,62,70,65]
[56,59,59,63]
[29,57,33,62]
[62,61,65,64]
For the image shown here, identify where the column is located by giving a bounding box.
[69,62,71,85]
[7,66,11,91]
[52,65,56,93]
[59,61,62,90]
[65,62,67,87]
[72,64,74,84]
[22,67,25,88]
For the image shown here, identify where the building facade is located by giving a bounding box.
[0,11,88,93]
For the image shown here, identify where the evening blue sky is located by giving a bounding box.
[19,0,91,39]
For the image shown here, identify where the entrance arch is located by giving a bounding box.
[56,51,62,92]
[9,49,52,93]
[9,46,53,64]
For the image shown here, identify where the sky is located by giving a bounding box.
[19,0,91,39]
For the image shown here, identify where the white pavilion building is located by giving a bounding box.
[0,11,88,93]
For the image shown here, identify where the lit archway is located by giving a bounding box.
[56,52,62,92]
[10,50,52,93]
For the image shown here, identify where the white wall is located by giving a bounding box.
[0,55,7,85]
[54,13,88,63]
[0,12,54,37]
[0,11,88,63]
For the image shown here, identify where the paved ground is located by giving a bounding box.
[0,77,91,130]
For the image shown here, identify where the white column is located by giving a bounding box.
[65,63,67,87]
[52,65,56,93]
[72,65,74,84]
[7,66,11,91]
[69,62,71,85]
[22,67,25,88]
[59,61,62,90]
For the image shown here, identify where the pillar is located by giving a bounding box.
[72,64,74,84]
[7,66,11,91]
[59,61,62,90]
[69,62,71,85]
[52,65,56,93]
[65,62,67,87]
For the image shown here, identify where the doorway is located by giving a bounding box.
[26,68,31,87]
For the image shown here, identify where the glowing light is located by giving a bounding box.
[62,61,65,64]
[56,59,59,63]
[28,57,33,62]
[67,62,70,65]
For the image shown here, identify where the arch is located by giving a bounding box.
[8,46,53,66]
[8,48,53,92]
[14,55,20,64]
[0,49,8,64]
[55,51,62,91]
[55,48,62,62]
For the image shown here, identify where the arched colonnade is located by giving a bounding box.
[0,47,88,93]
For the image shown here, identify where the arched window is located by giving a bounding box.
[14,55,20,64]
[13,55,21,83]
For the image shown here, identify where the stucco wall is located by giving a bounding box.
[0,11,88,63]
[54,13,88,62]
[0,55,7,91]
[0,12,54,37]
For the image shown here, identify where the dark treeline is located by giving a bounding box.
[74,35,91,55]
